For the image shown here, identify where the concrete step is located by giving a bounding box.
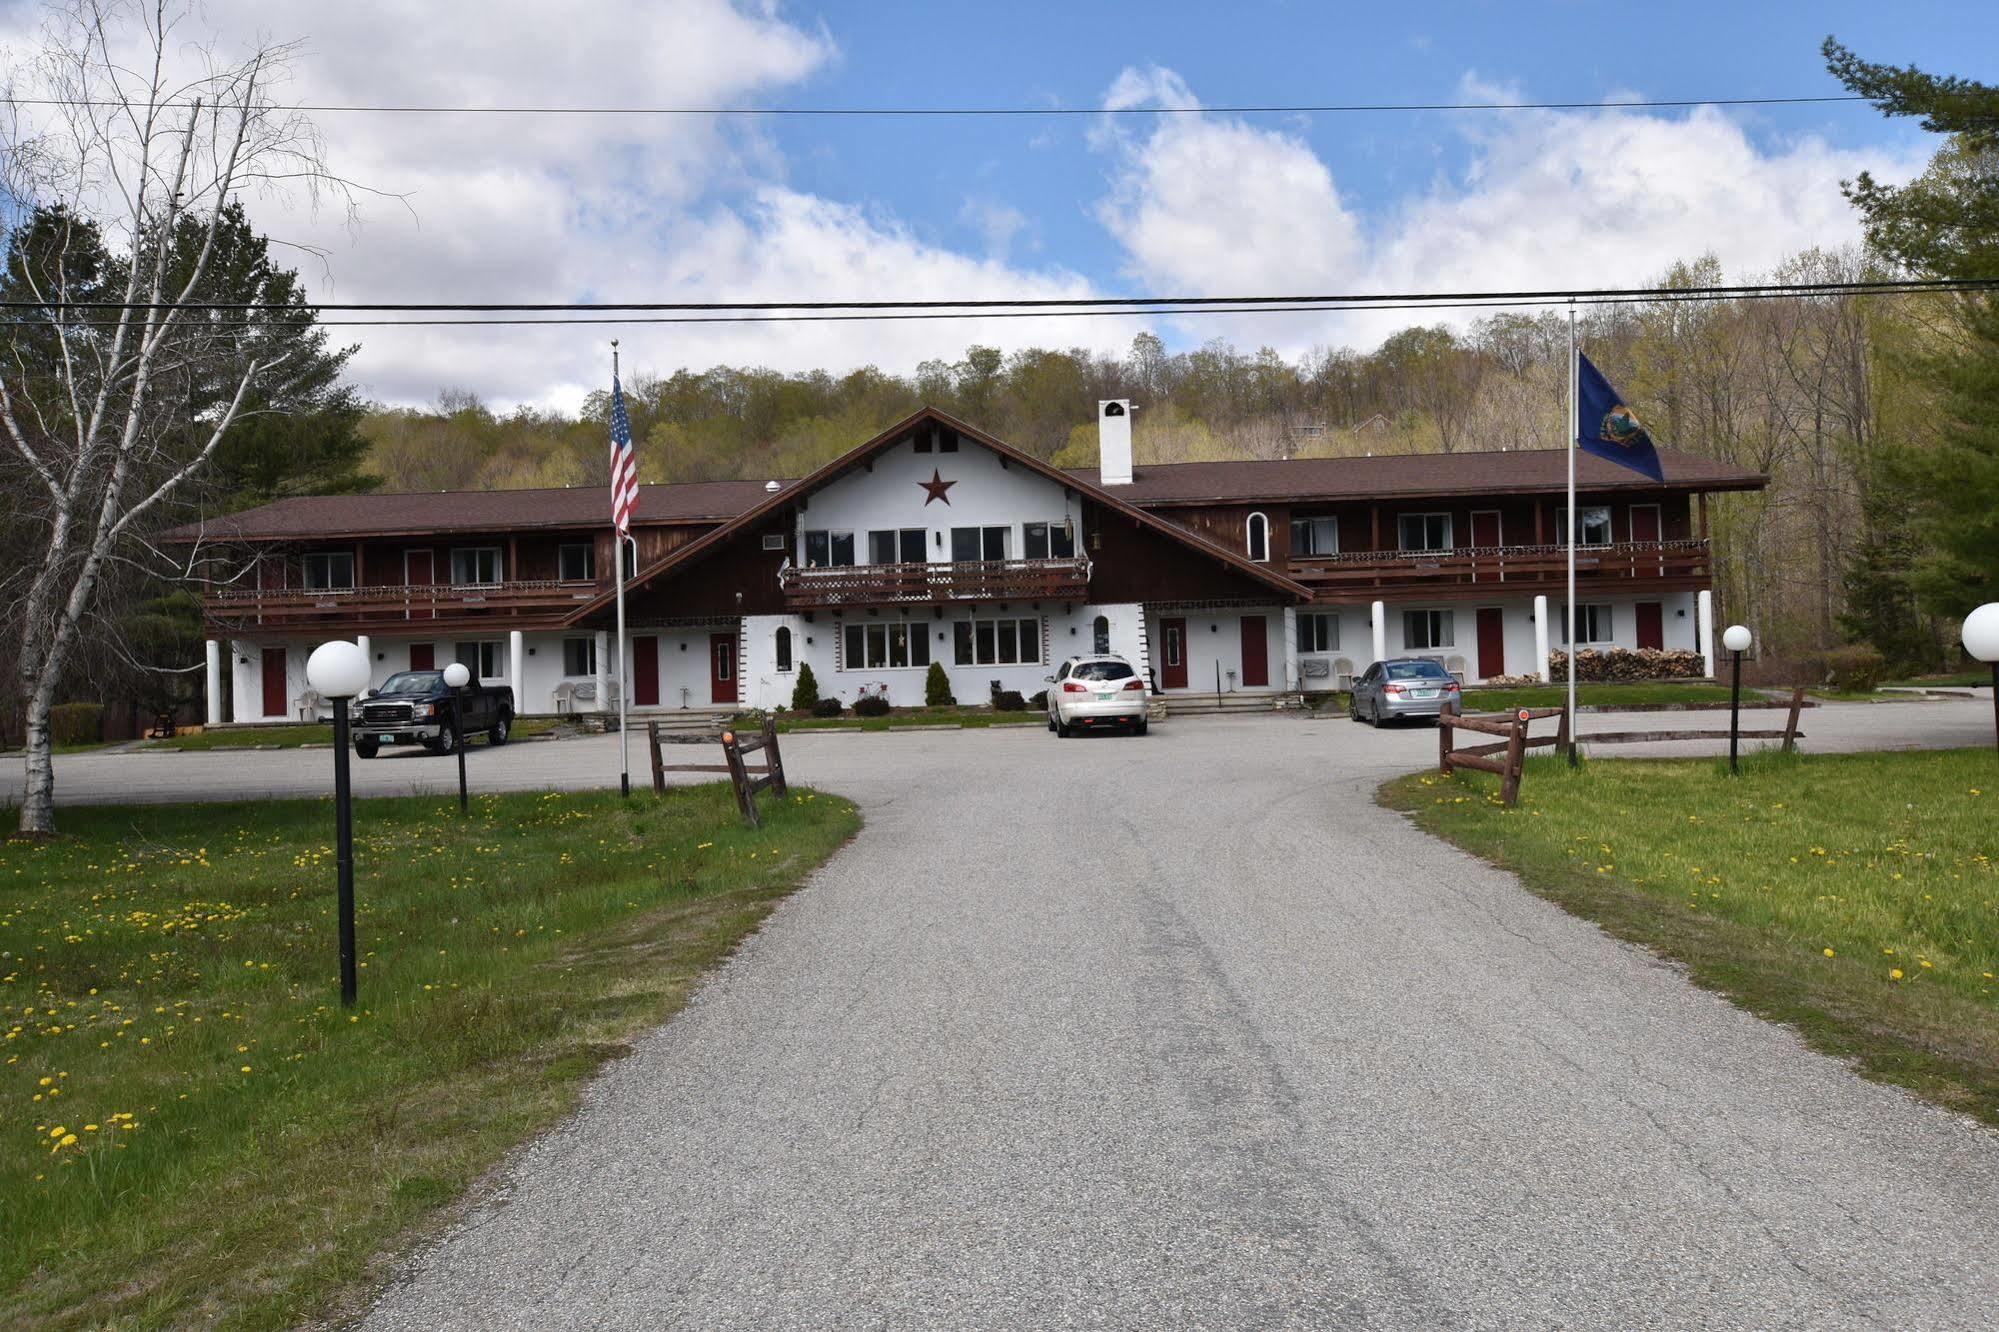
[1161,692,1303,717]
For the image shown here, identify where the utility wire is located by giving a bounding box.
[1,93,1874,117]
[5,276,1994,317]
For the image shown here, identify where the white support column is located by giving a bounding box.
[204,640,223,726]
[509,630,526,705]
[1370,600,1387,667]
[594,630,610,714]
[1281,605,1299,693]
[1697,589,1716,679]
[1533,595,1551,683]
[355,635,372,691]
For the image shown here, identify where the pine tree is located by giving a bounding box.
[790,662,820,713]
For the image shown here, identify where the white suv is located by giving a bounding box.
[1045,654,1150,737]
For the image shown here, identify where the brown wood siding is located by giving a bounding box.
[1085,501,1292,603]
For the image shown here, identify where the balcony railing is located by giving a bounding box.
[1288,538,1710,594]
[778,557,1091,608]
[205,579,602,627]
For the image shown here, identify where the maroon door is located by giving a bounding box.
[632,636,659,707]
[1476,608,1506,680]
[405,549,435,619]
[1159,618,1188,690]
[260,647,287,717]
[1636,602,1665,651]
[1630,504,1663,577]
[709,633,738,705]
[1470,510,1502,582]
[409,643,435,671]
[1239,615,1269,688]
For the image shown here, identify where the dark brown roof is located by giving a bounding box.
[1065,445,1766,505]
[164,479,785,541]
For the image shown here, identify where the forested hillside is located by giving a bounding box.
[359,243,1952,664]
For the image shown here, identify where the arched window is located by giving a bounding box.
[1092,615,1111,654]
[1246,512,1270,562]
[774,626,793,672]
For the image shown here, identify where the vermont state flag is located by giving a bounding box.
[1576,353,1665,483]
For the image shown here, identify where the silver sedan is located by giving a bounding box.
[1349,658,1462,725]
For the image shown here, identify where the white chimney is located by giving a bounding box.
[1098,400,1133,485]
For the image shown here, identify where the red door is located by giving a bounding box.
[409,643,435,671]
[1476,608,1506,680]
[632,636,659,707]
[1630,504,1663,577]
[260,648,287,718]
[1470,510,1502,582]
[1636,602,1665,651]
[1239,615,1269,688]
[709,633,738,705]
[1159,618,1188,690]
[405,549,435,619]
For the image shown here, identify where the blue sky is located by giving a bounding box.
[3,0,1988,407]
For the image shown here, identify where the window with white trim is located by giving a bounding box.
[1290,516,1338,556]
[774,626,793,672]
[1403,609,1455,650]
[1300,612,1338,653]
[1555,506,1614,547]
[1023,521,1077,559]
[558,542,594,582]
[1397,513,1454,552]
[843,620,930,670]
[450,547,503,585]
[302,551,355,590]
[1561,603,1615,645]
[1246,512,1270,562]
[950,526,1009,561]
[804,530,856,567]
[1092,615,1111,654]
[952,616,1041,666]
[867,528,926,565]
[561,638,596,677]
[453,640,505,681]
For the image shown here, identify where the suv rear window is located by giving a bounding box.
[1071,661,1135,681]
[1386,661,1450,681]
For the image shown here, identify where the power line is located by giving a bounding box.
[4,276,1992,317]
[1,93,1874,118]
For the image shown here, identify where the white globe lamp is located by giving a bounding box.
[1722,624,1752,654]
[1964,603,1999,754]
[442,662,471,689]
[1720,624,1753,774]
[305,639,370,699]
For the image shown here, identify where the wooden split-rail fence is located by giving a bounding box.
[1439,686,1810,807]
[646,716,789,827]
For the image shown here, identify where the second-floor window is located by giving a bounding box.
[1246,512,1270,562]
[558,542,594,582]
[804,530,856,567]
[1023,521,1077,559]
[1300,613,1338,653]
[1291,516,1338,556]
[950,526,1009,562]
[450,547,502,585]
[867,528,927,564]
[1398,513,1454,552]
[302,551,355,590]
[1556,506,1614,547]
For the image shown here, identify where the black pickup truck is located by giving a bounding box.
[351,670,514,759]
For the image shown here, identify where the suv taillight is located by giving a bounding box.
[1061,681,1088,693]
[1122,678,1145,691]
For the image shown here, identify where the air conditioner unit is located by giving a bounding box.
[761,534,786,551]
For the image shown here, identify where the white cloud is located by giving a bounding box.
[1093,66,1926,352]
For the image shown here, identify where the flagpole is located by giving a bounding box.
[613,341,631,799]
[1566,304,1579,766]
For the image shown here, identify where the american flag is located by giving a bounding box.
[608,375,639,535]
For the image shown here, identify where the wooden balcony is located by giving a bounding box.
[1289,539,1710,600]
[778,557,1092,609]
[204,579,603,629]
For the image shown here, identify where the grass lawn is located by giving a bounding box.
[0,784,859,1330]
[1382,749,1999,1124]
[1882,670,1994,689]
[147,716,562,751]
[773,705,1040,732]
[1461,681,1739,711]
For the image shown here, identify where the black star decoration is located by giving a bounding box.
[918,469,956,505]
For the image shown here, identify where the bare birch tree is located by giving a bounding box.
[3,0,347,834]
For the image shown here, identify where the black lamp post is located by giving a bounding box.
[1722,623,1752,775]
[443,661,471,813]
[306,640,371,1008]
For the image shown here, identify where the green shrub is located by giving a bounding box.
[992,690,1027,712]
[1823,643,1886,692]
[853,695,891,718]
[1029,690,1048,709]
[924,660,954,706]
[790,662,820,713]
[50,702,104,746]
[811,696,843,718]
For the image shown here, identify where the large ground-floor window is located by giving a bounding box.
[1300,612,1339,653]
[953,616,1041,666]
[1403,609,1454,651]
[454,640,505,681]
[1561,602,1615,645]
[561,637,596,677]
[843,620,930,670]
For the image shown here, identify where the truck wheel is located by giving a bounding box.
[426,727,456,755]
[489,713,510,746]
[355,739,379,759]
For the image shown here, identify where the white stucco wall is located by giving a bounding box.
[1142,607,1287,694]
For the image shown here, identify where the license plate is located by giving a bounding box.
[1097,692,1114,701]
[377,734,396,743]
[1412,690,1436,700]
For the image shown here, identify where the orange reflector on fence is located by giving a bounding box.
[1518,708,1532,722]
[720,731,735,745]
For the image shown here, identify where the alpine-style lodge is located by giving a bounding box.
[170,404,1767,725]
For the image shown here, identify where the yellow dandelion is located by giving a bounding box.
[1890,968,1904,980]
